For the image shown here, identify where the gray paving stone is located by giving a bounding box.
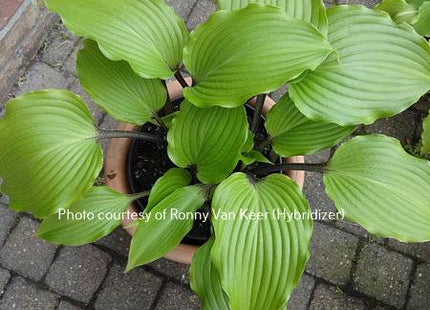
[13,62,73,96]
[63,40,83,74]
[0,203,17,247]
[309,283,367,310]
[306,222,359,285]
[372,307,390,310]
[57,300,83,310]
[335,220,369,239]
[149,258,190,284]
[166,0,198,20]
[353,244,413,308]
[45,245,111,303]
[0,217,57,281]
[95,263,162,310]
[387,239,430,263]
[0,194,9,206]
[407,263,430,310]
[365,110,420,145]
[155,282,201,310]
[96,227,131,258]
[69,78,104,125]
[0,277,59,310]
[186,0,216,30]
[41,23,77,68]
[414,94,430,113]
[287,274,315,310]
[0,268,10,296]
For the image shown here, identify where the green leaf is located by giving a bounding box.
[265,94,355,156]
[127,186,206,270]
[406,0,427,8]
[240,150,272,166]
[183,4,332,108]
[375,0,419,23]
[47,0,189,79]
[37,187,133,246]
[146,168,191,212]
[217,0,328,34]
[211,173,313,310]
[0,90,102,218]
[324,134,430,242]
[167,100,248,184]
[290,5,430,125]
[413,1,430,36]
[189,237,230,310]
[77,40,166,125]
[421,113,430,155]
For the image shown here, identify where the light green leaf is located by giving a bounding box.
[324,134,430,242]
[0,90,102,218]
[189,237,230,310]
[421,113,430,154]
[217,0,328,34]
[265,94,355,156]
[47,0,189,79]
[167,100,248,184]
[413,1,430,36]
[183,4,332,108]
[211,173,313,310]
[37,187,133,246]
[77,40,166,125]
[406,0,427,8]
[375,0,419,23]
[127,186,206,270]
[290,5,430,125]
[240,150,272,166]
[146,168,191,212]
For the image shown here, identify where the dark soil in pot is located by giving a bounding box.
[128,101,278,246]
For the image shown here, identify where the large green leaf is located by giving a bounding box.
[414,1,430,36]
[421,113,430,155]
[77,40,166,125]
[290,5,430,126]
[183,4,332,108]
[211,173,313,310]
[375,0,419,23]
[189,237,230,310]
[324,135,430,242]
[0,90,102,218]
[265,94,355,157]
[167,100,248,184]
[47,0,189,79]
[37,187,134,246]
[217,0,328,34]
[146,168,191,212]
[407,0,427,8]
[127,186,206,270]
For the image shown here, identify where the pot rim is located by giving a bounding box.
[104,77,305,265]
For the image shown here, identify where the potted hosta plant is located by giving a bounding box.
[1,0,430,309]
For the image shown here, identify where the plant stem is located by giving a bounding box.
[162,80,174,115]
[152,112,168,131]
[97,130,162,142]
[251,94,266,134]
[174,71,190,88]
[254,162,328,174]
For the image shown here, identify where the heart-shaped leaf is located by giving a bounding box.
[189,237,230,310]
[217,0,328,34]
[375,0,419,23]
[127,185,206,271]
[183,4,332,108]
[77,40,167,125]
[167,100,248,184]
[47,0,189,79]
[265,94,355,156]
[37,187,135,246]
[324,134,430,242]
[290,5,430,125]
[0,90,103,218]
[146,168,191,212]
[211,173,313,310]
[421,113,430,155]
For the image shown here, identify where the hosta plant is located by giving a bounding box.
[1,0,430,309]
